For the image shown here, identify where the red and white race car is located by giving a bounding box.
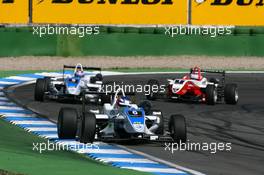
[146,67,238,105]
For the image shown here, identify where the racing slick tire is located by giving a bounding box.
[57,107,78,139]
[34,78,46,101]
[169,114,186,143]
[43,77,51,91]
[80,113,96,144]
[146,79,160,100]
[224,84,238,104]
[206,84,217,105]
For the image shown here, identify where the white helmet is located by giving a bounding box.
[117,96,131,107]
[74,63,84,77]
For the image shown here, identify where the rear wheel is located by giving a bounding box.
[224,84,238,104]
[169,114,186,143]
[34,79,46,101]
[206,85,217,105]
[79,113,96,144]
[57,108,78,139]
[146,79,160,100]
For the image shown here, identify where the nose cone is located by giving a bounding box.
[133,123,145,133]
[67,87,76,94]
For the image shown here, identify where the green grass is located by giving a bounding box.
[0,119,150,175]
[0,70,52,78]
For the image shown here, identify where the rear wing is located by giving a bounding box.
[63,65,101,71]
[201,69,225,73]
[201,69,225,75]
[63,65,102,71]
[199,69,227,98]
[200,69,226,85]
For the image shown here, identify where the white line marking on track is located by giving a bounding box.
[0,97,8,101]
[26,127,57,132]
[0,106,25,110]
[39,134,58,139]
[76,149,132,154]
[2,113,37,117]
[121,167,186,174]
[0,102,15,106]
[11,121,55,125]
[56,141,83,145]
[56,140,108,146]
[7,76,36,81]
[98,158,158,164]
[35,72,63,77]
[0,81,19,85]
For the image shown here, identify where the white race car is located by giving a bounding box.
[57,88,187,144]
[34,64,107,104]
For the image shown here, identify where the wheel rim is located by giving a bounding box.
[235,89,239,102]
[214,90,217,103]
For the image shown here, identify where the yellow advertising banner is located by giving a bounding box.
[0,0,28,24]
[192,0,264,26]
[33,0,187,24]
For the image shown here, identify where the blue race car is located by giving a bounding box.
[57,88,187,144]
[34,64,105,103]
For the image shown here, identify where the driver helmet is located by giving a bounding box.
[117,96,131,107]
[190,66,202,80]
[74,63,85,78]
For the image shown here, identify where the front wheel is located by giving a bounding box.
[224,84,238,104]
[34,79,46,101]
[57,107,78,139]
[79,113,96,144]
[169,114,186,143]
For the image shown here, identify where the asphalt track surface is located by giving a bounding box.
[8,73,264,175]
